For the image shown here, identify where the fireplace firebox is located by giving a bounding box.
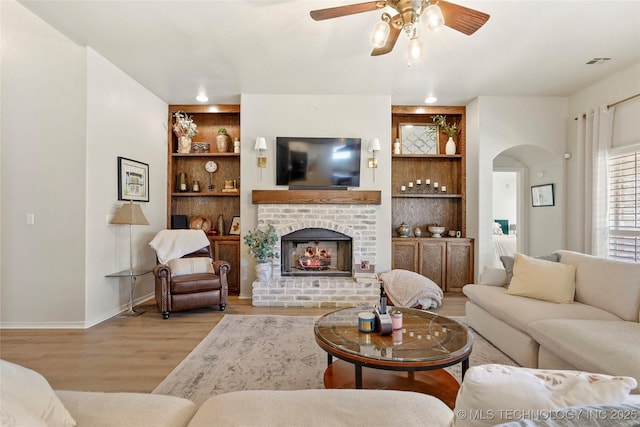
[280,228,352,277]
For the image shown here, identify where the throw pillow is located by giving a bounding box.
[0,394,48,427]
[452,364,638,427]
[500,252,560,288]
[506,253,576,303]
[0,359,76,427]
[167,257,214,277]
[379,269,443,309]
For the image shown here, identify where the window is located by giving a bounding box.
[608,146,640,262]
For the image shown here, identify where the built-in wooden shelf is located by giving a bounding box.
[252,190,382,205]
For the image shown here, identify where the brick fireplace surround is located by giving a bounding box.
[251,190,381,307]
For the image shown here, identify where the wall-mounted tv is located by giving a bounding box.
[276,137,362,189]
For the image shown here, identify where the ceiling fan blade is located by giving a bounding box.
[371,21,401,56]
[438,0,490,35]
[310,1,386,21]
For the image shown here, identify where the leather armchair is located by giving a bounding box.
[153,244,229,319]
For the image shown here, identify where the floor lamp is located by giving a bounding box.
[110,200,149,316]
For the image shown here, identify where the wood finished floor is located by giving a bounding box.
[0,294,467,393]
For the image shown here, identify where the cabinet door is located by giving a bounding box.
[419,240,446,290]
[392,240,418,271]
[446,240,474,292]
[214,240,240,295]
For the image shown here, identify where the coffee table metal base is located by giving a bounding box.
[323,360,460,409]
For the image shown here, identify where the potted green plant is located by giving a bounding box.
[432,115,459,155]
[244,224,279,282]
[216,127,231,153]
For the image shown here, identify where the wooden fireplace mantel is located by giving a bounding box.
[252,190,381,205]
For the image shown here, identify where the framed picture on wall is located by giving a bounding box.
[117,157,149,202]
[229,216,240,235]
[531,183,554,207]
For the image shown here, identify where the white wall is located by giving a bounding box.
[467,96,568,275]
[492,171,517,227]
[239,94,392,298]
[565,62,640,252]
[85,48,167,326]
[1,2,167,327]
[1,1,87,327]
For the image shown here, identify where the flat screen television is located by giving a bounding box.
[276,137,362,189]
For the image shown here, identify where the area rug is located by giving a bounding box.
[152,314,516,406]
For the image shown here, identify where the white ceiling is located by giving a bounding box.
[19,0,640,106]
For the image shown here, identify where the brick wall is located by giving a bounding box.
[252,204,380,307]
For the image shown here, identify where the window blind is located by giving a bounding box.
[608,149,639,262]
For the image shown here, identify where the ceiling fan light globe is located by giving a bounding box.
[408,36,423,61]
[424,4,444,31]
[370,20,390,48]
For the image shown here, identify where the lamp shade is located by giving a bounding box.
[110,200,149,225]
[254,137,267,151]
[369,138,381,152]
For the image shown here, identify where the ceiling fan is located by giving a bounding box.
[310,0,490,59]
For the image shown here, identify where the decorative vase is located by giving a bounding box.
[178,136,192,153]
[217,214,225,236]
[216,134,231,153]
[397,222,410,237]
[445,137,456,155]
[255,262,272,282]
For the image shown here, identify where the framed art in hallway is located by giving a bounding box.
[531,183,554,207]
[117,157,149,202]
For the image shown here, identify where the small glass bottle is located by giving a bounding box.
[233,138,241,154]
[192,180,200,192]
[178,173,188,192]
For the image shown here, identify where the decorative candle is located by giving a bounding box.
[441,185,447,192]
[358,312,376,333]
[416,179,422,185]
[434,182,439,189]
[391,311,403,330]
[408,181,413,188]
[401,185,406,192]
[426,179,431,185]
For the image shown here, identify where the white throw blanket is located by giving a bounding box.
[149,229,210,264]
[380,269,443,309]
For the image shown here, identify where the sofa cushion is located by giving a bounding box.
[168,257,214,277]
[0,359,76,427]
[57,390,196,427]
[528,319,640,393]
[452,364,637,427]
[506,253,576,304]
[556,250,640,322]
[1,394,49,427]
[188,389,454,427]
[463,285,621,333]
[500,252,560,287]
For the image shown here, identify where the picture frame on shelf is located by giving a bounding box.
[117,157,149,202]
[229,216,240,235]
[531,183,554,207]
[399,123,439,155]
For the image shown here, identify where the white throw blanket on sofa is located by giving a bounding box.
[149,229,210,264]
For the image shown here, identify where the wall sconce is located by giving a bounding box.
[255,137,267,179]
[368,138,381,181]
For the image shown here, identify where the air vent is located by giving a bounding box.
[586,57,612,65]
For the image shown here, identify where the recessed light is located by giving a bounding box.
[424,96,437,104]
[196,94,209,102]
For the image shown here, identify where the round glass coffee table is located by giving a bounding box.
[314,306,472,408]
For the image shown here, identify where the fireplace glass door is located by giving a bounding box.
[281,228,352,277]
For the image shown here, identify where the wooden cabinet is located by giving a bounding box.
[167,105,241,295]
[391,106,473,291]
[392,238,473,292]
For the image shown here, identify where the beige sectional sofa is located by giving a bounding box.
[463,250,640,393]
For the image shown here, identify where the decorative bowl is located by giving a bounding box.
[427,226,445,238]
[190,142,210,153]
